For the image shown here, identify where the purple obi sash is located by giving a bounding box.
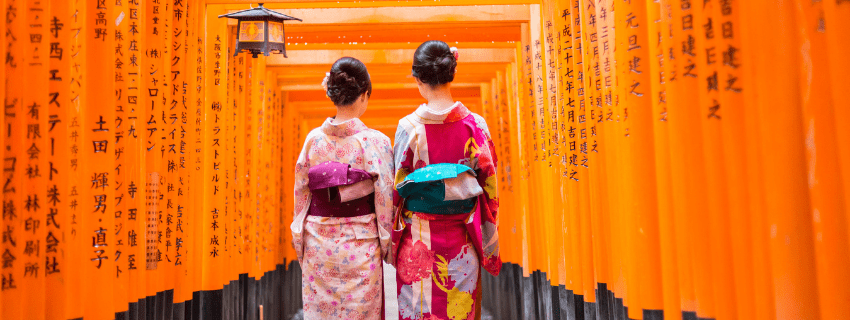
[307,161,375,218]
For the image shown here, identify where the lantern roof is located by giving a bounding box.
[218,3,302,22]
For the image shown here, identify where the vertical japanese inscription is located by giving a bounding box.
[3,1,24,315]
[84,0,117,317]
[201,7,226,290]
[145,173,158,270]
[22,2,50,316]
[45,0,70,317]
[113,0,131,310]
[124,0,143,297]
[563,0,582,182]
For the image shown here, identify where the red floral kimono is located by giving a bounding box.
[392,102,501,320]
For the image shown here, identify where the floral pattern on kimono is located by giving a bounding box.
[392,102,500,320]
[291,118,394,320]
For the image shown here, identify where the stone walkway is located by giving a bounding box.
[382,263,399,320]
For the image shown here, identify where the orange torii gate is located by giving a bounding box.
[1,0,849,319]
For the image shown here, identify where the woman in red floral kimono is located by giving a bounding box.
[291,57,394,320]
[392,40,501,320]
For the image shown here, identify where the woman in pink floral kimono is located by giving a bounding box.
[392,41,501,320]
[291,57,394,320]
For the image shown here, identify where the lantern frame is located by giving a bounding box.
[218,3,302,58]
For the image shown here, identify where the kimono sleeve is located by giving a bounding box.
[392,120,416,209]
[290,131,317,263]
[472,114,502,274]
[390,120,416,266]
[362,131,395,264]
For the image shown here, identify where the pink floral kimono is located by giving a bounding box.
[291,118,394,320]
[392,102,501,320]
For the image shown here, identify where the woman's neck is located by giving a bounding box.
[332,105,360,124]
[425,85,455,111]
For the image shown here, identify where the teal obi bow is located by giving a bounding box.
[396,163,484,214]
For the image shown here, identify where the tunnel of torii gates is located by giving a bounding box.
[0,0,849,319]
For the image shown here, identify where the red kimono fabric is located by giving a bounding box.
[392,102,501,320]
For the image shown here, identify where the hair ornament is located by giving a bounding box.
[322,72,331,97]
[450,47,459,60]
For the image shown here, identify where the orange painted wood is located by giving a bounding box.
[172,0,192,303]
[284,23,521,44]
[64,0,87,316]
[540,0,563,287]
[505,58,529,272]
[551,0,574,290]
[261,66,271,275]
[526,11,548,278]
[547,0,573,287]
[0,0,5,314]
[124,0,147,307]
[563,0,586,296]
[143,0,164,299]
[0,0,4,313]
[750,1,820,318]
[714,1,755,319]
[124,51,146,316]
[577,0,600,303]
[112,0,131,311]
[598,0,623,312]
[530,5,552,282]
[189,0,205,296]
[248,55,264,280]
[243,53,256,278]
[3,0,25,318]
[281,91,296,264]
[22,0,50,312]
[695,0,734,318]
[234,52,249,275]
[45,0,71,318]
[617,0,665,316]
[83,0,117,318]
[517,25,536,276]
[201,5,227,291]
[737,2,775,318]
[560,0,585,295]
[794,1,850,319]
[165,2,184,293]
[160,0,176,296]
[662,0,697,314]
[824,0,850,234]
[490,73,509,265]
[649,1,683,318]
[222,30,235,285]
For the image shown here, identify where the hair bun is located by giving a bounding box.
[326,57,372,106]
[412,40,457,86]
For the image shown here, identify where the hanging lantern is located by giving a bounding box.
[218,3,302,58]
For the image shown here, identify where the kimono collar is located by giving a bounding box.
[320,117,369,137]
[412,102,471,124]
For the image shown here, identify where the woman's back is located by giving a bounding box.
[291,57,393,320]
[391,40,501,320]
[396,102,493,168]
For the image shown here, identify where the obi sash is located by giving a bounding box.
[396,163,483,215]
[307,161,375,218]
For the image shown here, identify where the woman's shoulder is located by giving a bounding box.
[303,127,325,143]
[360,128,391,144]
